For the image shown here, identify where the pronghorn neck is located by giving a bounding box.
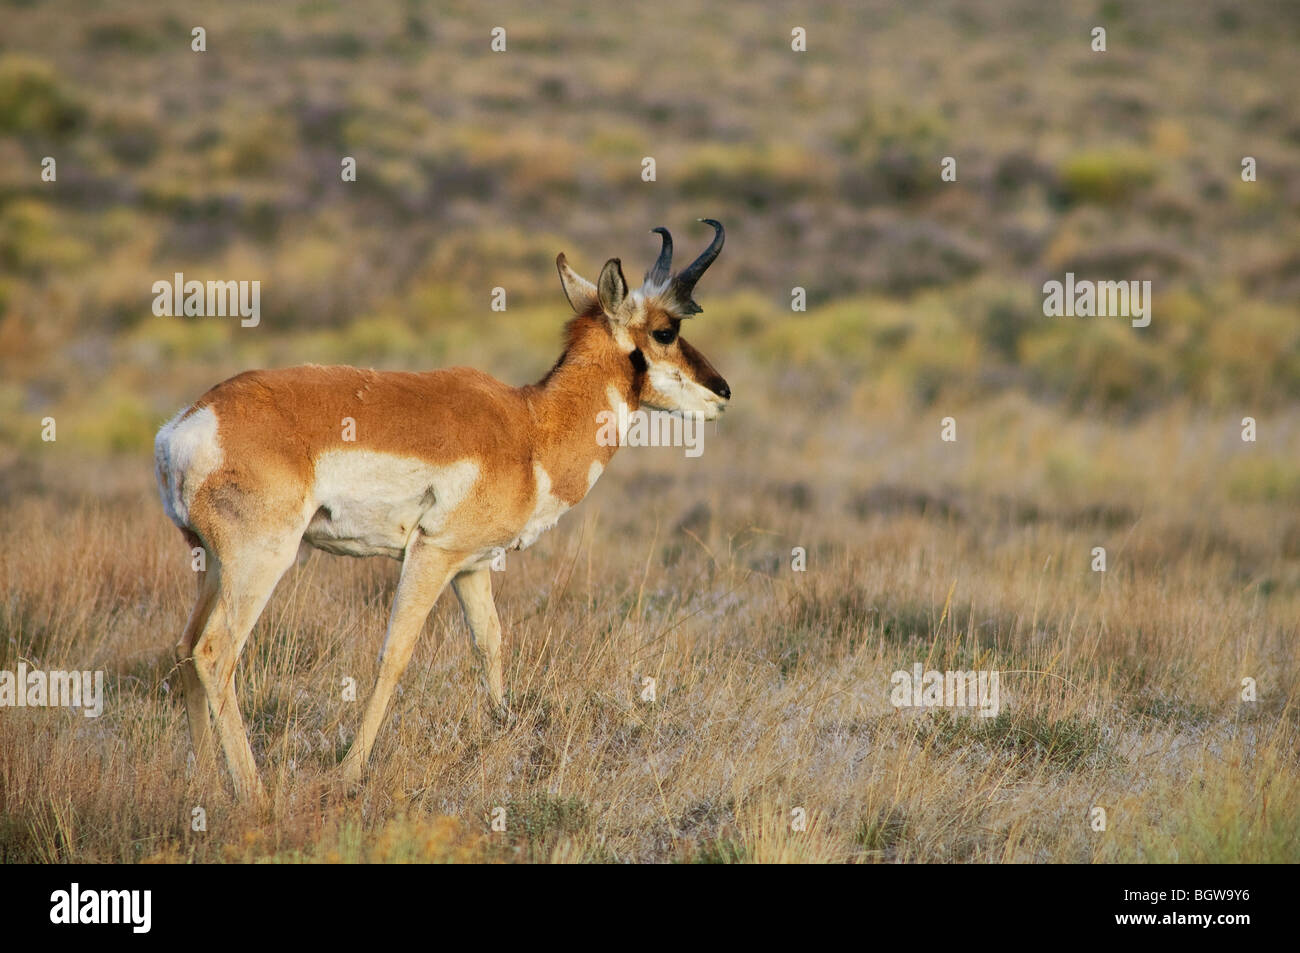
[526,314,640,492]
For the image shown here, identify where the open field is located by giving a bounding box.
[4,390,1299,862]
[1,0,1299,863]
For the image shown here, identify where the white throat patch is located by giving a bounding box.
[510,463,572,551]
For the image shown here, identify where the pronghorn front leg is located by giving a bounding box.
[452,567,506,715]
[342,536,462,789]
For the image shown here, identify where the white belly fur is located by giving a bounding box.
[304,449,480,558]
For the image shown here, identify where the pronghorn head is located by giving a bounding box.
[555,220,731,420]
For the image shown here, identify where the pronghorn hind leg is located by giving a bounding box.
[451,567,506,715]
[176,541,220,775]
[342,537,462,789]
[192,533,301,804]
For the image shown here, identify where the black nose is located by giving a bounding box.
[712,378,731,400]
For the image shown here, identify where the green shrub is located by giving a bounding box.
[0,55,85,137]
[1058,149,1158,204]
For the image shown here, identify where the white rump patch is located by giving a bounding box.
[586,460,604,492]
[305,450,479,558]
[154,405,222,528]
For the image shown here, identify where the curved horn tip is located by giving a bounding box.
[645,227,674,286]
[671,218,725,297]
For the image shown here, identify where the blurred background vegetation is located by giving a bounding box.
[1,0,1299,864]
[0,0,1297,464]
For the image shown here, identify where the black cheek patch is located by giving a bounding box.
[629,348,647,374]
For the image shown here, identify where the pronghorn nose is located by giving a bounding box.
[713,378,731,400]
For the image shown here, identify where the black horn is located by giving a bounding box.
[671,218,724,315]
[646,226,673,288]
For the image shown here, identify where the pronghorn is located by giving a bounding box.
[154,220,730,801]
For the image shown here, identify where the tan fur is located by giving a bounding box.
[156,236,730,802]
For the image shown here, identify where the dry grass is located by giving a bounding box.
[3,394,1298,863]
[2,0,1298,864]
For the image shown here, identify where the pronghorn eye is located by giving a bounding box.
[652,328,677,345]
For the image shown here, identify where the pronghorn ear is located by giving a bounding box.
[556,253,598,314]
[596,258,628,318]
